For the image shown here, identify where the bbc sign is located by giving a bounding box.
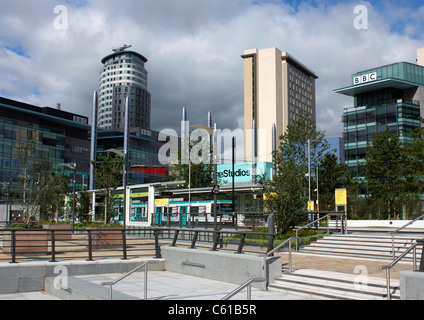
[353,72,377,85]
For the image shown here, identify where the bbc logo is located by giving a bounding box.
[353,72,377,85]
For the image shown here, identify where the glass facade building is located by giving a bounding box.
[96,128,169,185]
[0,97,91,199]
[335,61,424,174]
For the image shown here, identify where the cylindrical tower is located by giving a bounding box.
[98,47,151,130]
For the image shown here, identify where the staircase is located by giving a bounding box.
[268,232,424,300]
[270,269,400,300]
[299,233,424,261]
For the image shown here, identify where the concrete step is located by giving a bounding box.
[300,234,423,261]
[44,276,139,300]
[269,269,399,300]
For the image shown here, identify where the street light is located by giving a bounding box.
[308,139,321,211]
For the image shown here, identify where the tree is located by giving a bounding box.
[261,160,305,233]
[262,111,330,232]
[16,129,38,223]
[363,128,403,219]
[38,168,69,222]
[317,153,349,211]
[92,153,125,224]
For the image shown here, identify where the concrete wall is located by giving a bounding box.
[162,246,281,289]
[400,271,424,300]
[0,258,165,294]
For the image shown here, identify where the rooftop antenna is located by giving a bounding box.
[112,44,132,52]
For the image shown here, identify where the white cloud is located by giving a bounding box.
[0,0,422,141]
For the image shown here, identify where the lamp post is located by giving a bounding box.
[308,139,321,211]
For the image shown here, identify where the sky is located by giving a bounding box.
[0,0,423,140]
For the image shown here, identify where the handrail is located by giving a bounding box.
[294,212,346,251]
[262,236,296,273]
[380,242,418,300]
[221,278,265,300]
[101,260,159,300]
[390,214,424,258]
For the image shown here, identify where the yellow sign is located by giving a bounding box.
[308,201,315,211]
[263,192,277,200]
[155,199,169,206]
[116,192,149,199]
[335,188,347,206]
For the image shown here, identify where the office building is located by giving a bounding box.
[334,48,424,174]
[0,96,91,198]
[98,46,151,131]
[242,47,318,163]
[96,128,169,185]
[327,137,345,164]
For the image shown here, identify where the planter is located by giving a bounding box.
[43,224,72,241]
[2,230,48,254]
[87,227,123,248]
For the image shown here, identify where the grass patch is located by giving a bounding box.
[223,228,328,249]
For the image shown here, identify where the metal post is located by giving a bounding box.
[122,230,127,260]
[87,230,93,261]
[154,230,161,258]
[237,233,246,254]
[213,123,218,231]
[386,268,391,300]
[50,230,56,263]
[144,264,148,300]
[123,96,130,230]
[232,136,235,214]
[247,284,252,300]
[10,230,16,264]
[289,239,293,273]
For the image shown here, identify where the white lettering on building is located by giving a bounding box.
[353,72,377,85]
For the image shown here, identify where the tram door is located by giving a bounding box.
[155,207,163,224]
[179,206,187,225]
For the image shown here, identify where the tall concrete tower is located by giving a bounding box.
[98,45,151,131]
[242,47,318,163]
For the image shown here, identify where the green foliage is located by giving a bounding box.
[362,127,423,219]
[9,222,43,229]
[261,111,330,233]
[74,222,122,229]
[92,153,125,224]
[318,153,351,211]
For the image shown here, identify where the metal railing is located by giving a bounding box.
[151,212,269,230]
[0,227,277,263]
[101,260,159,300]
[390,214,424,258]
[263,236,296,271]
[380,239,423,300]
[258,237,296,290]
[221,278,265,300]
[294,212,346,251]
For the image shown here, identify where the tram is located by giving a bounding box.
[128,199,235,227]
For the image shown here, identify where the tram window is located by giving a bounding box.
[190,206,199,214]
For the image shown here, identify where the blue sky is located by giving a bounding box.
[0,0,423,140]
